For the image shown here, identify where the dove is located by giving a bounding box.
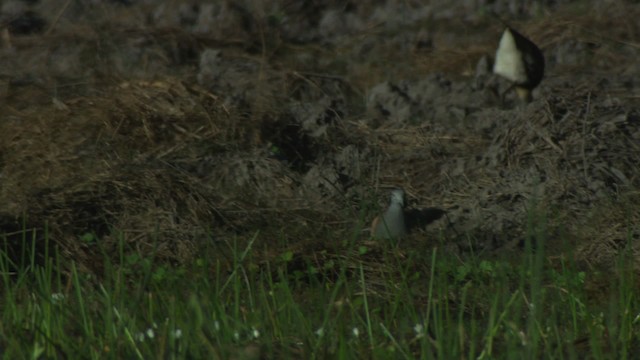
[371,189,407,240]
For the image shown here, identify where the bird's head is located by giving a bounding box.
[390,189,405,207]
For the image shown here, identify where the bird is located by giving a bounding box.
[493,26,545,102]
[371,189,407,240]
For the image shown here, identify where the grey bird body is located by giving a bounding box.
[372,189,407,240]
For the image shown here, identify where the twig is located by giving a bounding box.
[46,0,72,35]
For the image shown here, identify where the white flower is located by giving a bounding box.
[233,331,240,341]
[413,323,424,337]
[146,328,155,339]
[315,327,324,337]
[352,327,359,337]
[51,293,65,304]
[252,328,260,339]
[135,332,145,342]
[171,329,183,339]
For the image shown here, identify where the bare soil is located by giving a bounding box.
[1,0,640,274]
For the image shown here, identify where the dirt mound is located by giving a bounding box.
[1,0,640,273]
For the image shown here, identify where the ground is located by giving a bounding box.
[1,0,640,357]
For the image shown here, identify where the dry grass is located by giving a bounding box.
[1,0,640,281]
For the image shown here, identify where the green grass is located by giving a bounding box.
[1,215,639,359]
